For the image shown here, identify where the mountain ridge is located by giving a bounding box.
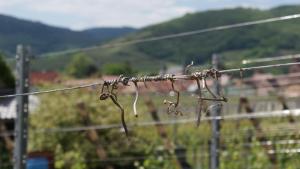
[0,14,136,55]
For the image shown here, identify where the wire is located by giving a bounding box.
[2,147,300,168]
[0,109,298,137]
[0,82,101,98]
[0,62,299,98]
[242,53,300,64]
[2,143,300,168]
[224,139,300,147]
[219,62,300,74]
[44,13,300,56]
[35,109,300,133]
[223,127,300,141]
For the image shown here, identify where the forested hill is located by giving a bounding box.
[132,5,300,65]
[32,5,300,72]
[0,14,136,55]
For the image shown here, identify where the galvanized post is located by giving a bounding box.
[210,54,221,169]
[14,45,30,169]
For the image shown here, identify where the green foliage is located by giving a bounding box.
[66,53,98,78]
[29,90,152,169]
[103,62,136,76]
[0,141,12,169]
[29,90,300,169]
[31,45,163,73]
[0,53,14,165]
[0,53,14,88]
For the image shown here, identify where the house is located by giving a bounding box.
[159,65,184,75]
[289,58,300,73]
[0,95,40,120]
[30,71,59,85]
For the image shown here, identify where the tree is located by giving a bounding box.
[103,62,135,76]
[0,53,15,89]
[66,53,98,78]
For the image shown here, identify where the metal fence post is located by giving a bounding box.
[210,54,221,169]
[14,45,30,169]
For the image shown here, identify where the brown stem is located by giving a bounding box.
[109,95,128,136]
[239,97,278,169]
[77,102,114,169]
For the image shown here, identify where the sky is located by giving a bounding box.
[0,0,299,30]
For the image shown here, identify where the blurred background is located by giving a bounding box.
[1,0,300,169]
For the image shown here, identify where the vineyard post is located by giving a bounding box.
[14,45,31,169]
[210,54,222,169]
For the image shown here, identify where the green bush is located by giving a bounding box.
[66,53,98,78]
[0,53,15,88]
[103,62,135,76]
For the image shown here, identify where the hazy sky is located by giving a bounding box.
[0,0,299,30]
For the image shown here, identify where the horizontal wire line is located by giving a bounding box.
[219,62,300,73]
[0,82,101,98]
[4,146,300,168]
[45,13,300,56]
[2,130,300,167]
[0,62,299,98]
[242,53,300,64]
[2,142,300,168]
[32,109,300,133]
[1,109,299,137]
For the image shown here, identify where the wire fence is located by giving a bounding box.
[1,108,299,137]
[1,12,300,169]
[0,62,299,98]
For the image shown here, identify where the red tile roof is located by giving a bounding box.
[30,71,59,85]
